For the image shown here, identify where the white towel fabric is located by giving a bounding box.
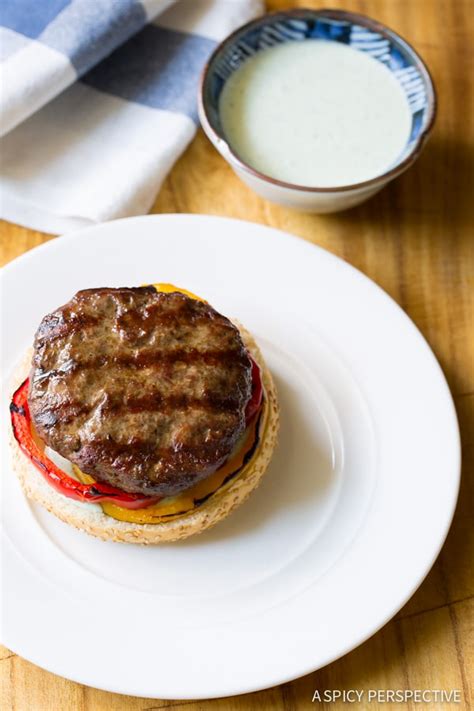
[0,0,263,234]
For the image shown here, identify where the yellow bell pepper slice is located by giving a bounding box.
[151,283,207,302]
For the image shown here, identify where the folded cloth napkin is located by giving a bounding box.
[0,0,262,234]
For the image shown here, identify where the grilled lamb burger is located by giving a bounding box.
[9,284,279,543]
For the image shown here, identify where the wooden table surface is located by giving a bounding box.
[1,1,473,709]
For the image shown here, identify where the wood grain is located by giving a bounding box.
[1,1,473,709]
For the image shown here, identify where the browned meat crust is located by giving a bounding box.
[28,287,252,497]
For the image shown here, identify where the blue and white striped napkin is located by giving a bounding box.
[0,1,262,234]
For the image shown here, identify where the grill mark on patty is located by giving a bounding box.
[35,390,244,427]
[115,304,227,332]
[35,313,99,344]
[83,348,248,369]
[35,292,219,347]
[33,347,248,384]
[83,437,227,460]
[76,437,231,492]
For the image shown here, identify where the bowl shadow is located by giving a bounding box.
[332,134,474,232]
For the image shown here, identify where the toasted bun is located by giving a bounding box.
[9,325,279,544]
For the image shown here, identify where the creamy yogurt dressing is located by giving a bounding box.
[219,40,412,187]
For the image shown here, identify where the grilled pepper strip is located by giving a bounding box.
[9,379,162,509]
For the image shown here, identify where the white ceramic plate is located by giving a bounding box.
[0,215,460,699]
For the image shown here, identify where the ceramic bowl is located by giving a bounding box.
[199,8,437,213]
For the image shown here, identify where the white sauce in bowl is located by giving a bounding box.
[219,40,412,187]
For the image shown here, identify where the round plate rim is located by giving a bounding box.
[0,214,461,699]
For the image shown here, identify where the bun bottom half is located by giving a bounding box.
[8,326,279,544]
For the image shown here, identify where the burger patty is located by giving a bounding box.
[28,287,253,497]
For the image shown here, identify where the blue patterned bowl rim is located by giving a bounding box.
[199,8,437,193]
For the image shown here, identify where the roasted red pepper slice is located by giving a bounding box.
[9,379,161,509]
[10,355,264,509]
